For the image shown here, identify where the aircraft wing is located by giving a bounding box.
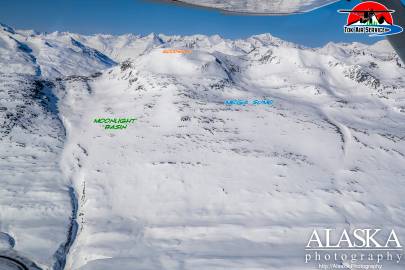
[152,0,339,14]
[377,0,405,63]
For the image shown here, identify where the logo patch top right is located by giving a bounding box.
[339,1,403,36]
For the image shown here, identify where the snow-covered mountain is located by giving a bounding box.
[1,23,405,270]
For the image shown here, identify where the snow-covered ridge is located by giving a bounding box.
[1,22,405,270]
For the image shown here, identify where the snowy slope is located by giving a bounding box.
[58,37,405,270]
[0,23,115,269]
[1,23,405,270]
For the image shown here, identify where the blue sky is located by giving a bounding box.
[0,0,392,47]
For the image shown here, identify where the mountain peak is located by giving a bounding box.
[0,22,16,34]
[143,32,164,44]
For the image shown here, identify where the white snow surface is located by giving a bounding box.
[1,23,405,270]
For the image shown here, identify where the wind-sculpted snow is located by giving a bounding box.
[1,23,405,270]
[59,42,405,270]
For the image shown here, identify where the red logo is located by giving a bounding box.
[339,1,403,36]
[347,2,393,25]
